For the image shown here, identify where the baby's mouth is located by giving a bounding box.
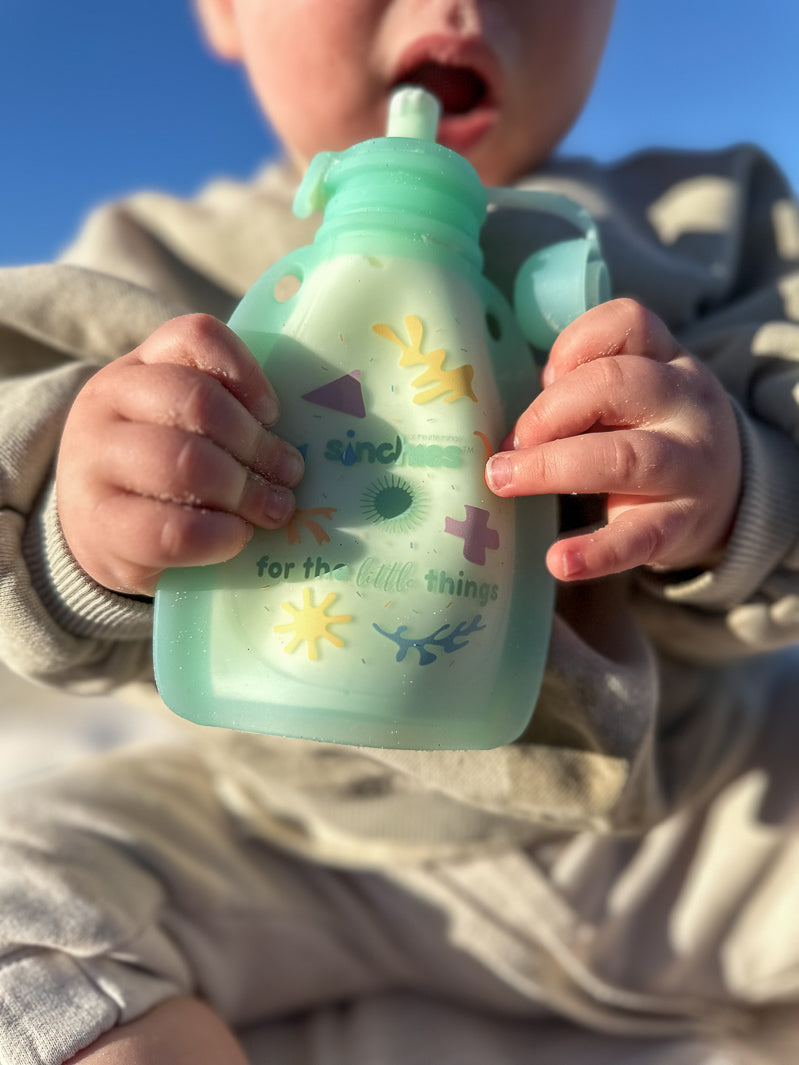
[391,39,501,154]
[398,61,489,116]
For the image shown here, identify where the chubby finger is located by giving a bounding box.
[103,360,304,487]
[92,494,256,595]
[543,298,683,387]
[100,422,297,529]
[486,427,686,499]
[510,355,687,451]
[132,313,281,427]
[546,501,689,581]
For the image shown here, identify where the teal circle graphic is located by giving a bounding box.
[360,474,427,532]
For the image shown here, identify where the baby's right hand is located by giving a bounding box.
[56,314,305,596]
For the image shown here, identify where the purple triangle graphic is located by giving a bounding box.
[302,370,366,418]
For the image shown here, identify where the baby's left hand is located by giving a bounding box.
[485,298,742,581]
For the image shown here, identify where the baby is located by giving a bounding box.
[58,1,739,598]
[2,2,799,1063]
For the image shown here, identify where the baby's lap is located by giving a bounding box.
[2,652,797,881]
[2,656,798,931]
[0,741,381,931]
[1,655,797,1002]
[0,742,523,1022]
[239,990,777,1065]
[0,667,797,1052]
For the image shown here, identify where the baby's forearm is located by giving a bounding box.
[67,996,248,1065]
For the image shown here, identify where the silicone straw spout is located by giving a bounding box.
[386,86,441,141]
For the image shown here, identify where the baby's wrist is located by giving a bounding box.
[641,402,799,608]
[34,483,153,640]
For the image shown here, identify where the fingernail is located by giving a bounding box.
[486,454,511,490]
[262,483,295,523]
[255,392,279,426]
[276,445,305,485]
[562,549,586,579]
[541,362,555,388]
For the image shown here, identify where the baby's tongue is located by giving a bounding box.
[402,62,486,115]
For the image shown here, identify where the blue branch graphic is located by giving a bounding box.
[373,615,486,666]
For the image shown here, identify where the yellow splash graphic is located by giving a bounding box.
[373,315,477,404]
[274,589,351,660]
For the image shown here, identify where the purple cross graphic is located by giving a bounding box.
[444,505,499,565]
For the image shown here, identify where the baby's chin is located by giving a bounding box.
[462,138,553,188]
[437,110,559,186]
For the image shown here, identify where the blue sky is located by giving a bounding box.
[2,0,797,266]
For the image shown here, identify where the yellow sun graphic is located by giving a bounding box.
[273,588,352,660]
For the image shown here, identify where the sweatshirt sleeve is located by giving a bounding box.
[0,264,183,691]
[627,147,799,662]
[0,169,295,695]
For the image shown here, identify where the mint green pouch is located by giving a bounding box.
[153,88,609,749]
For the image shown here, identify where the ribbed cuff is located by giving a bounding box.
[642,402,799,608]
[0,951,119,1065]
[24,481,153,641]
[0,944,186,1065]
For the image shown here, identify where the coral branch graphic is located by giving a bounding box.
[373,614,485,666]
[373,315,477,405]
[473,430,494,463]
[285,507,337,545]
[274,589,351,660]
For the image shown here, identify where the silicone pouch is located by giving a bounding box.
[153,88,609,750]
